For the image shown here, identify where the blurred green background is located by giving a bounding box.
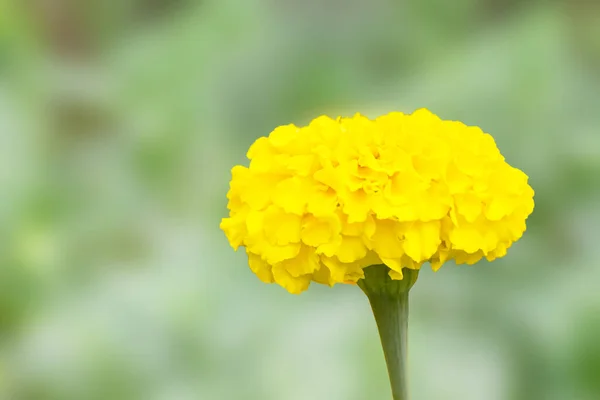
[1,0,600,399]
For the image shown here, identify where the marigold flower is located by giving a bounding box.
[220,108,534,294]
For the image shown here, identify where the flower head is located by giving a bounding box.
[220,109,534,294]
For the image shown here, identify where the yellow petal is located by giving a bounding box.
[449,224,483,254]
[263,207,302,245]
[272,177,312,214]
[220,216,246,250]
[381,257,404,277]
[454,193,483,222]
[301,214,341,247]
[320,256,348,283]
[259,243,301,265]
[335,236,368,263]
[307,187,338,217]
[312,263,334,286]
[247,251,274,283]
[341,189,371,223]
[272,266,311,294]
[403,221,441,262]
[276,245,320,277]
[370,219,405,259]
[485,197,515,221]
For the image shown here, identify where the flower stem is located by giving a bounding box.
[366,290,410,400]
[358,265,418,400]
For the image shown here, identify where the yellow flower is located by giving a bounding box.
[220,109,535,294]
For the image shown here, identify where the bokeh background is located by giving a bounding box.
[2,1,600,399]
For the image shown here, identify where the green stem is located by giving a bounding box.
[358,265,418,400]
[366,290,410,400]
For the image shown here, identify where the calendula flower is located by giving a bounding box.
[220,108,534,294]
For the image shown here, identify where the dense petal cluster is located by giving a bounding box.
[220,109,534,294]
